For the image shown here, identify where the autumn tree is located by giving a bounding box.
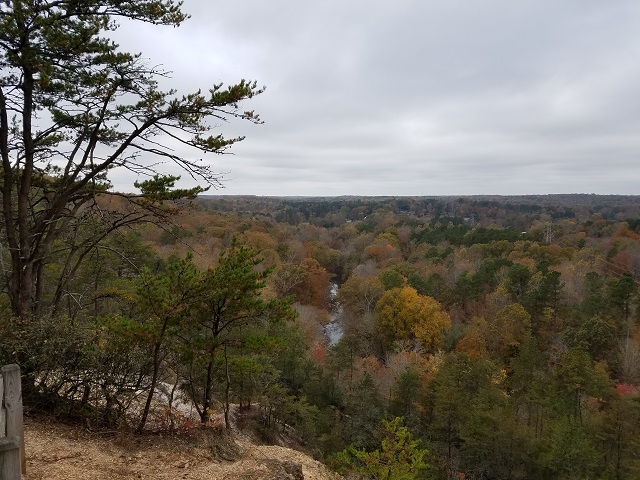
[375,286,450,352]
[271,262,306,297]
[0,1,263,320]
[485,303,532,362]
[286,258,331,308]
[338,275,384,318]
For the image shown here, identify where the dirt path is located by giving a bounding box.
[23,416,341,480]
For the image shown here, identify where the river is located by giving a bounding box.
[323,282,344,346]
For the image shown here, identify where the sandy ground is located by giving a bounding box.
[23,416,342,480]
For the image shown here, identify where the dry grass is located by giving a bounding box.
[23,414,341,480]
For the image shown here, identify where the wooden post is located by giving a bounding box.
[0,436,21,480]
[1,365,25,474]
[0,375,5,436]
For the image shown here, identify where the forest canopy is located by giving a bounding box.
[2,192,639,479]
[0,3,639,479]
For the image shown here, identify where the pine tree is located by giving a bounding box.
[0,1,263,319]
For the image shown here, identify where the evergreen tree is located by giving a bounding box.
[330,417,430,480]
[0,0,263,319]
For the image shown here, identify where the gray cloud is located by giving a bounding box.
[108,0,640,196]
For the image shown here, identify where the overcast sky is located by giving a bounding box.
[110,0,640,196]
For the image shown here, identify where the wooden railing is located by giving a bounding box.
[0,364,24,479]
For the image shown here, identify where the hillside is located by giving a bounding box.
[24,415,341,480]
[3,194,640,479]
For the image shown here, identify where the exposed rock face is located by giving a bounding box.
[235,459,304,479]
[281,461,305,480]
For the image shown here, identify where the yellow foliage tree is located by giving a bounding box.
[486,303,532,360]
[376,286,451,351]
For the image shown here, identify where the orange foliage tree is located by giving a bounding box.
[273,258,331,308]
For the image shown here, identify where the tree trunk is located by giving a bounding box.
[201,359,214,425]
[137,342,162,434]
[16,68,35,320]
[224,344,231,429]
